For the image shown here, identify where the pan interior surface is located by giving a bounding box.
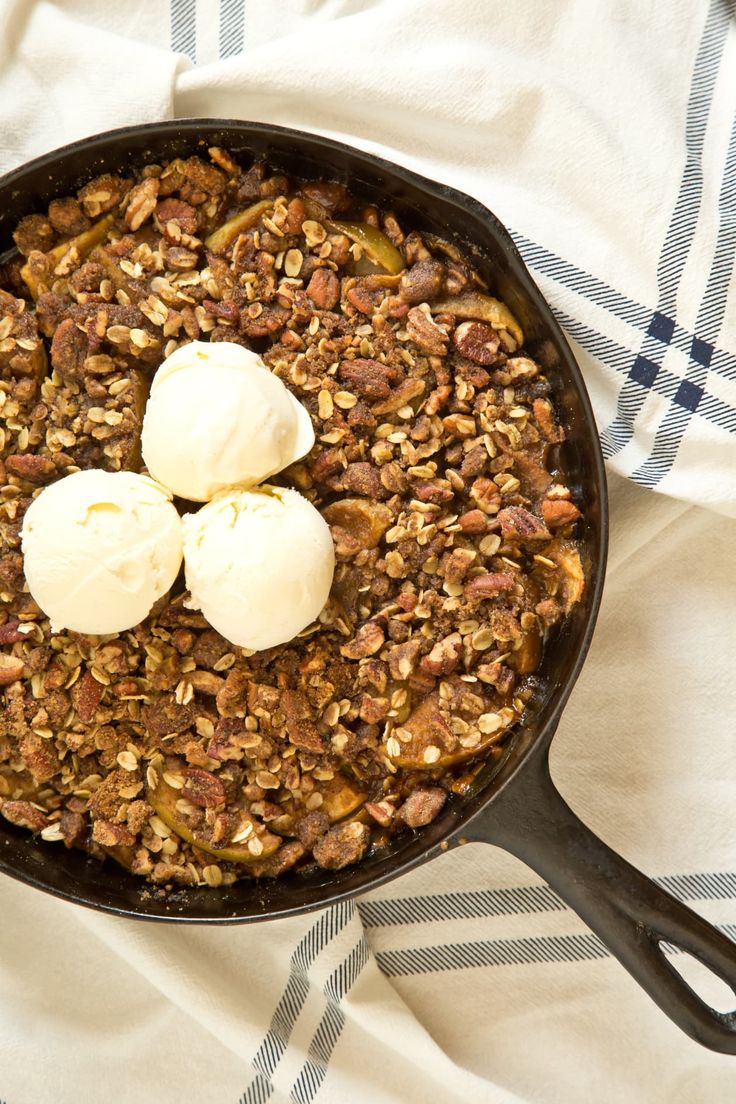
[0,121,607,921]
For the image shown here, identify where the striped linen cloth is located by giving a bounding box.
[0,2,735,1102]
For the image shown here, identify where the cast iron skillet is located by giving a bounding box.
[0,120,735,1052]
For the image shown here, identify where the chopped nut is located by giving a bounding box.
[421,633,462,676]
[464,572,515,600]
[340,621,385,659]
[541,498,582,528]
[405,304,448,354]
[453,320,500,364]
[0,654,24,685]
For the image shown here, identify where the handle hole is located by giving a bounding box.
[659,943,736,1014]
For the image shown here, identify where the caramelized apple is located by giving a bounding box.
[327,221,405,275]
[431,291,523,346]
[21,213,117,299]
[322,498,392,549]
[205,199,273,254]
[147,775,281,863]
[386,691,515,770]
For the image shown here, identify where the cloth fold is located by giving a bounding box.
[2,0,735,514]
[0,2,735,1102]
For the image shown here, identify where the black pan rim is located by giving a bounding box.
[0,118,609,922]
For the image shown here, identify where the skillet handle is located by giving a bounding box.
[466,741,736,1053]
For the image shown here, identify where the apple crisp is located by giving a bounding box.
[0,148,585,887]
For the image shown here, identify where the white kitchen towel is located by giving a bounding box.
[1,476,735,1104]
[2,0,736,514]
[0,3,735,1103]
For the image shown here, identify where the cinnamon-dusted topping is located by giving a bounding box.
[0,149,584,887]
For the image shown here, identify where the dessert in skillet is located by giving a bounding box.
[0,149,585,887]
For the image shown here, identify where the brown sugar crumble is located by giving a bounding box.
[0,148,585,887]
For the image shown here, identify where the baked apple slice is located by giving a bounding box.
[327,221,405,275]
[21,213,117,300]
[386,691,516,770]
[147,774,281,863]
[205,199,273,254]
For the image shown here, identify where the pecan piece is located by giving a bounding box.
[0,654,24,685]
[124,178,159,231]
[513,451,553,497]
[155,198,198,236]
[541,499,582,529]
[371,377,425,415]
[72,670,105,723]
[457,509,488,534]
[470,477,501,515]
[59,809,86,846]
[1,800,49,832]
[340,621,385,660]
[50,317,89,381]
[5,454,57,483]
[476,661,516,696]
[239,302,290,338]
[405,304,449,354]
[365,800,396,827]
[207,717,246,761]
[414,481,454,505]
[460,445,487,479]
[204,299,240,325]
[182,768,226,809]
[453,320,500,365]
[425,383,453,416]
[20,732,60,783]
[358,694,390,724]
[338,358,395,400]
[0,620,25,645]
[464,572,515,599]
[498,506,550,541]
[386,637,422,681]
[420,633,462,676]
[306,267,340,310]
[216,668,248,717]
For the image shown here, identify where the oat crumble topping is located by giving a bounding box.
[0,149,585,887]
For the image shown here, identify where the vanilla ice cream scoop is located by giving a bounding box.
[141,340,315,502]
[21,470,183,635]
[182,485,335,651]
